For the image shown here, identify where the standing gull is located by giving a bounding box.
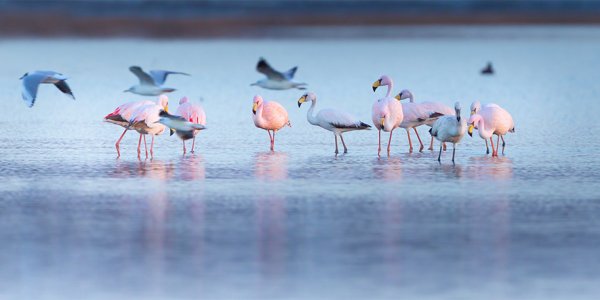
[252,95,291,151]
[125,66,189,96]
[20,70,75,108]
[430,102,466,164]
[251,57,307,90]
[157,110,207,154]
[372,75,404,156]
[298,92,370,154]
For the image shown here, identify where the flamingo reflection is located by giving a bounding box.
[254,151,288,181]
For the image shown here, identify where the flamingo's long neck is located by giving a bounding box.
[385,80,394,98]
[256,102,266,124]
[476,116,492,138]
[307,100,318,125]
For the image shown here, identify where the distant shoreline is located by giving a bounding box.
[2,12,600,38]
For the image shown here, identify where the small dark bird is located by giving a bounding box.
[481,62,494,75]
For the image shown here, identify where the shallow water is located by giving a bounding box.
[1,26,600,299]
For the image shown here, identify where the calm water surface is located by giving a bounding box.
[1,26,600,299]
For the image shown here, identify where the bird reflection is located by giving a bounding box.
[110,159,175,180]
[178,154,206,181]
[466,156,514,180]
[372,156,403,181]
[254,151,288,181]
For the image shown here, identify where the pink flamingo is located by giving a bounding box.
[175,97,206,154]
[371,75,404,156]
[467,101,515,157]
[252,95,291,151]
[104,96,168,157]
[128,95,170,158]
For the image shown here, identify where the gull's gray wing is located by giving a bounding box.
[256,57,285,81]
[54,80,75,99]
[149,70,190,86]
[129,66,156,86]
[21,73,48,108]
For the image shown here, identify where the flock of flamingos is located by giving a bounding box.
[20,58,515,163]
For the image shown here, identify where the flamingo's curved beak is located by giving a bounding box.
[380,117,385,128]
[252,103,258,115]
[170,129,175,136]
[470,111,476,116]
[297,95,306,108]
[372,79,381,92]
[394,94,401,101]
[468,124,474,137]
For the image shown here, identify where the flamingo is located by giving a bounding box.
[298,92,371,154]
[20,70,75,107]
[104,96,168,157]
[395,89,454,151]
[468,101,515,157]
[175,97,207,154]
[371,75,404,156]
[430,102,466,163]
[128,95,170,158]
[252,95,291,151]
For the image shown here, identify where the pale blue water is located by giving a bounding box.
[1,26,600,299]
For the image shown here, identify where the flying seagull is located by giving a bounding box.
[251,57,307,90]
[125,66,190,96]
[20,70,75,108]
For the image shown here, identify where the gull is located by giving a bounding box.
[395,89,454,151]
[173,97,207,154]
[372,75,404,156]
[128,97,170,158]
[157,110,206,154]
[430,102,466,163]
[298,92,371,154]
[252,95,291,151]
[251,57,307,90]
[468,101,515,157]
[124,66,189,96]
[20,70,75,108]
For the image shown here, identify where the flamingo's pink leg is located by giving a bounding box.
[267,130,273,150]
[339,134,348,154]
[496,135,500,156]
[334,134,339,155]
[115,128,127,157]
[413,128,424,152]
[406,129,413,153]
[378,129,382,156]
[137,134,142,157]
[387,129,394,155]
[191,136,196,154]
[150,135,155,157]
[182,140,186,154]
[143,135,148,158]
[428,135,434,151]
[489,137,496,157]
[271,130,276,151]
[500,135,506,155]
